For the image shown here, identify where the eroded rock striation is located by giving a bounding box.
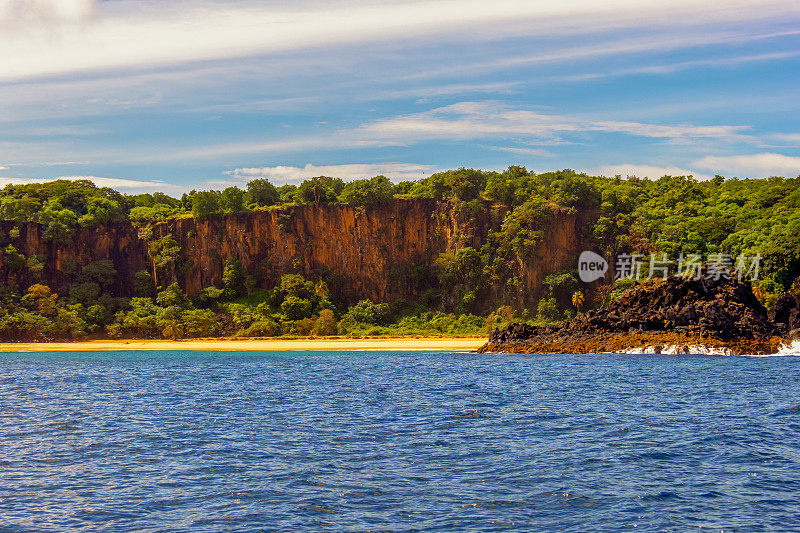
[0,199,589,308]
[480,271,796,355]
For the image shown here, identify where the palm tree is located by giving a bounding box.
[162,322,184,340]
[571,290,585,313]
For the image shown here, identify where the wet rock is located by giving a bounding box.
[771,291,800,333]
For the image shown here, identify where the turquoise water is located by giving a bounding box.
[1,350,799,531]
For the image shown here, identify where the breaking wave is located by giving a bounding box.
[617,341,800,357]
[619,345,735,356]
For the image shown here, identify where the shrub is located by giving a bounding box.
[537,297,561,321]
[182,309,218,337]
[281,296,312,320]
[346,299,389,325]
[244,319,280,337]
[70,282,101,304]
[133,270,154,297]
[156,283,190,309]
[313,309,337,336]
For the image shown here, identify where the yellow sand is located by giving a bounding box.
[0,336,485,352]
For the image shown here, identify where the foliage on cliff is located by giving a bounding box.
[0,166,799,340]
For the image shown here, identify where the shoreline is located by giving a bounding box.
[478,332,791,356]
[0,336,485,352]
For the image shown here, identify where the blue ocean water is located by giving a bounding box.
[1,351,799,532]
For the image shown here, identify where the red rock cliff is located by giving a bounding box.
[0,199,592,306]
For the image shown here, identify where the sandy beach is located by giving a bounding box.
[0,336,485,352]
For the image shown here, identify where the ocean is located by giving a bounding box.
[1,350,799,531]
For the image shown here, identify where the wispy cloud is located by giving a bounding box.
[486,146,554,157]
[226,163,437,184]
[0,174,183,192]
[0,99,765,167]
[588,164,711,180]
[405,28,800,81]
[2,0,798,82]
[692,153,800,177]
[547,49,800,84]
[140,101,762,163]
[768,133,800,146]
[360,101,754,145]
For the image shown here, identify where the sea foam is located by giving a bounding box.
[619,345,734,356]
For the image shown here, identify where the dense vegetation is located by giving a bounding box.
[0,167,798,340]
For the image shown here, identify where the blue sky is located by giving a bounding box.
[1,0,799,193]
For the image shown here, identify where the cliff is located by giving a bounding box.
[0,199,591,307]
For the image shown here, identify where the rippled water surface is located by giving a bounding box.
[1,351,799,532]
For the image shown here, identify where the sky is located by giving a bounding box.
[0,0,799,193]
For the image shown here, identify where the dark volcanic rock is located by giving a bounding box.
[771,291,800,333]
[482,269,788,355]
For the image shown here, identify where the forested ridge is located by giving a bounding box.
[0,166,798,340]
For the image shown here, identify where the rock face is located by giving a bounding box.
[480,271,790,355]
[771,291,800,338]
[0,199,590,307]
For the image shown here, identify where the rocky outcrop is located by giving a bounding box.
[480,270,790,355]
[771,291,800,338]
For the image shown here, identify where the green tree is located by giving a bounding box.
[277,184,298,204]
[279,274,314,299]
[148,234,182,285]
[81,259,117,288]
[182,308,218,337]
[338,176,394,207]
[39,204,78,244]
[221,186,246,213]
[3,245,26,271]
[297,176,345,205]
[0,196,41,225]
[246,179,280,207]
[191,191,221,220]
[281,296,313,320]
[156,283,190,308]
[346,300,389,325]
[70,282,101,304]
[222,258,245,297]
[133,270,154,297]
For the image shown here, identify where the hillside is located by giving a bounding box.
[0,168,798,340]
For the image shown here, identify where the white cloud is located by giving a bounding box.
[1,0,798,81]
[2,99,758,166]
[149,101,758,162]
[0,0,95,24]
[0,175,183,192]
[693,153,800,177]
[486,146,553,157]
[550,49,800,83]
[226,163,437,184]
[169,136,396,162]
[406,28,800,81]
[588,164,710,180]
[768,133,800,145]
[360,101,752,144]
